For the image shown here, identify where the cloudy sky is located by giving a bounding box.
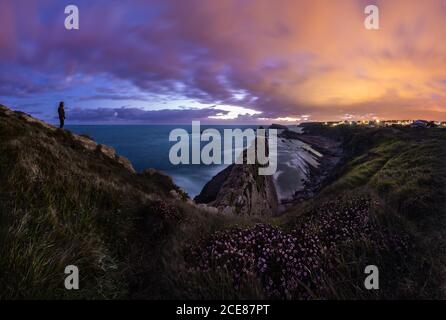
[1,0,446,124]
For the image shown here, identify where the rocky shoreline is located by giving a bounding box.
[281,131,343,206]
[195,125,343,215]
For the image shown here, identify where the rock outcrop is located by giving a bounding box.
[195,134,279,216]
[195,162,279,216]
[278,129,343,204]
[269,123,289,130]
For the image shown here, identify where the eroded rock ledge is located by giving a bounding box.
[195,125,342,216]
[195,162,279,216]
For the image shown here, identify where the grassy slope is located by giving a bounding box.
[0,107,239,299]
[0,110,151,298]
[279,124,446,298]
[0,106,264,299]
[1,106,445,299]
[156,124,446,299]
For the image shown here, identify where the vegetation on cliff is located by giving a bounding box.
[0,105,226,299]
[185,124,446,299]
[1,104,445,299]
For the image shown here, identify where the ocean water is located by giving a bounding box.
[67,125,257,197]
[67,125,320,200]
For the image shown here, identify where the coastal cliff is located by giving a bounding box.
[195,161,279,216]
[195,125,342,214]
[1,104,444,299]
[0,104,195,298]
[278,127,343,204]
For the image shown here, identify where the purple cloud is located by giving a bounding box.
[1,0,446,121]
[66,106,231,123]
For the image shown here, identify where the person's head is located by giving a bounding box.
[59,101,64,108]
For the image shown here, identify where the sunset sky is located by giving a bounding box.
[1,0,446,124]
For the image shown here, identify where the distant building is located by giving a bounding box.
[322,119,442,128]
[411,120,437,128]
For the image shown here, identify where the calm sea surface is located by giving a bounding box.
[67,125,258,197]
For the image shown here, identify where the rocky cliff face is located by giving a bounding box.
[195,153,279,216]
[195,162,279,216]
[279,130,342,204]
[194,125,342,216]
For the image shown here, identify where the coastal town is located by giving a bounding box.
[322,119,446,128]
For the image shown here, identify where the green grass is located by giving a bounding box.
[324,127,446,221]
[1,105,446,299]
[0,111,207,299]
[0,107,258,299]
[278,125,446,299]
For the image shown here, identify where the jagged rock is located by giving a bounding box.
[97,144,116,159]
[73,134,98,151]
[194,165,232,204]
[269,123,289,130]
[195,162,279,216]
[115,155,136,173]
[195,136,279,216]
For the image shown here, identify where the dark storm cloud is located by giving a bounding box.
[67,106,230,123]
[1,0,446,121]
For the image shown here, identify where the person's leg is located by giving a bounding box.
[60,118,64,128]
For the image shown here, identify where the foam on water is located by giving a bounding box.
[274,137,321,201]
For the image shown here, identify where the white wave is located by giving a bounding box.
[273,137,321,202]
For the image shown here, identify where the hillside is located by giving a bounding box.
[279,123,446,298]
[1,104,446,299]
[0,104,226,299]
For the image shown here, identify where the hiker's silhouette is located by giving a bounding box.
[58,101,65,128]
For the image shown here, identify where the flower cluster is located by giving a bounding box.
[296,197,375,248]
[188,224,325,298]
[150,199,181,221]
[187,196,411,299]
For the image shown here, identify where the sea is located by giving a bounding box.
[67,125,320,200]
[67,125,256,197]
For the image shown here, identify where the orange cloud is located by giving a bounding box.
[170,0,446,120]
[2,0,446,121]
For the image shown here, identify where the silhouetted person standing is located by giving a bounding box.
[58,101,65,128]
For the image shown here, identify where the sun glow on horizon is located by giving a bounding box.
[208,105,262,120]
